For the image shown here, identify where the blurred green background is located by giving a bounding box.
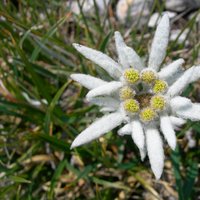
[0,0,199,199]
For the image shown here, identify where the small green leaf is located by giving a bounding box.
[99,31,113,52]
[9,176,31,184]
[91,177,130,191]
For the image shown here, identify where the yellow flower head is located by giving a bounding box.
[123,99,139,114]
[140,107,156,122]
[124,69,140,84]
[140,69,157,84]
[120,86,135,100]
[151,95,166,111]
[153,80,168,94]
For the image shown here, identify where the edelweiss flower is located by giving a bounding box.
[70,14,200,179]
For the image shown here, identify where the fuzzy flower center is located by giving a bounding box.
[151,95,166,111]
[140,107,156,122]
[140,69,157,84]
[120,86,135,100]
[135,94,153,108]
[121,68,168,123]
[124,69,140,84]
[153,80,168,94]
[123,99,139,113]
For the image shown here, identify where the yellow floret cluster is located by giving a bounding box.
[140,70,157,84]
[151,95,166,111]
[140,107,157,122]
[124,69,140,84]
[153,80,168,94]
[122,68,168,123]
[123,99,139,113]
[120,86,135,100]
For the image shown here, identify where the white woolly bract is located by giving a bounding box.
[100,107,116,113]
[131,120,146,161]
[170,96,191,110]
[70,74,107,89]
[190,65,200,80]
[171,96,200,121]
[158,59,184,80]
[177,103,200,121]
[73,43,122,79]
[160,114,176,150]
[165,70,184,86]
[115,31,129,69]
[170,116,186,127]
[146,127,164,179]
[118,123,131,136]
[86,81,123,99]
[123,46,144,71]
[148,14,170,71]
[71,112,124,148]
[89,97,120,109]
[167,66,200,97]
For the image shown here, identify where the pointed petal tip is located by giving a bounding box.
[70,144,75,150]
[152,165,163,179]
[149,163,163,179]
[179,58,185,64]
[70,136,85,149]
[70,73,84,80]
[169,141,177,151]
[72,43,79,47]
[114,31,122,37]
[86,95,92,102]
[114,31,124,46]
[169,131,177,151]
[72,43,82,51]
[70,139,79,149]
[171,144,176,151]
[114,31,120,35]
[86,93,94,100]
[140,149,146,161]
[70,73,76,80]
[170,142,176,151]
[154,171,162,180]
[161,13,169,22]
[70,74,73,79]
[151,162,164,180]
[157,13,170,31]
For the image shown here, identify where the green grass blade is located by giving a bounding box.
[44,80,72,134]
[30,15,68,62]
[171,146,184,200]
[183,162,198,200]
